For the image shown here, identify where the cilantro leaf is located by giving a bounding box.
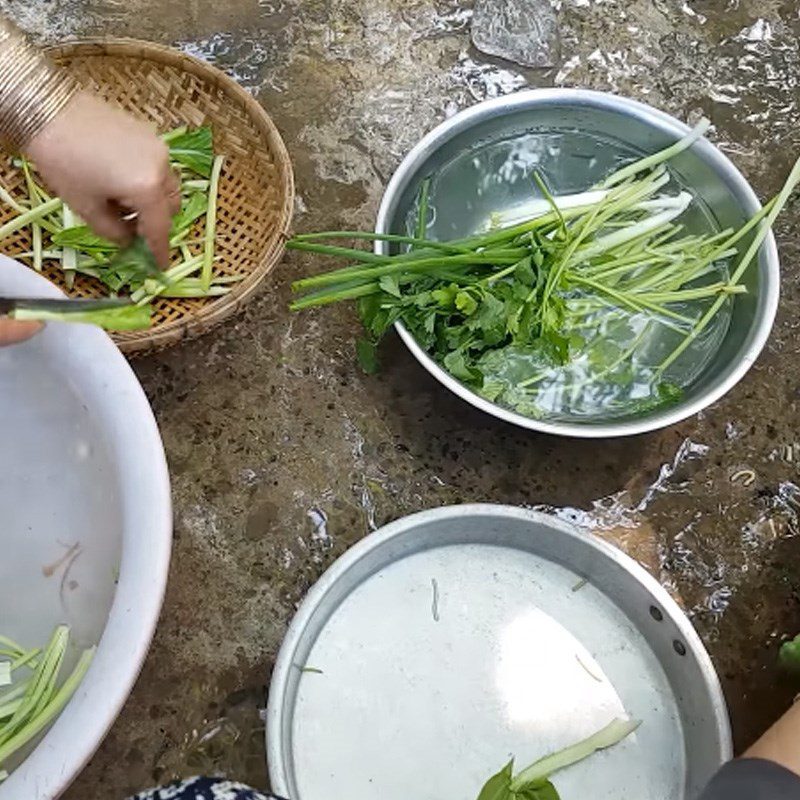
[432,283,459,307]
[477,343,559,387]
[514,256,536,286]
[358,295,399,339]
[356,338,380,374]
[443,350,481,383]
[466,292,506,345]
[379,274,402,298]
[456,290,479,315]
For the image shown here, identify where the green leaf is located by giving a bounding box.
[356,338,380,374]
[516,780,561,800]
[478,379,505,402]
[466,292,507,345]
[476,760,513,800]
[541,329,569,366]
[540,298,565,334]
[358,294,382,332]
[52,225,116,256]
[432,283,459,308]
[168,127,214,178]
[506,302,524,336]
[456,290,479,315]
[379,274,402,298]
[607,380,682,415]
[412,290,433,308]
[568,333,585,352]
[477,343,559,387]
[511,281,531,302]
[780,635,800,674]
[657,381,683,404]
[443,350,480,383]
[514,257,536,286]
[88,237,165,292]
[501,386,544,418]
[586,338,623,370]
[97,270,127,292]
[171,191,208,239]
[512,303,540,345]
[105,236,162,281]
[604,362,635,388]
[358,294,397,339]
[442,321,471,352]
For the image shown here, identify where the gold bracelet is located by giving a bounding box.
[0,18,78,152]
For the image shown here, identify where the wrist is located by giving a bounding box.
[24,90,88,162]
[0,18,78,152]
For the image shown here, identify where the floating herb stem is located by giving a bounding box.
[415,176,431,245]
[658,155,800,373]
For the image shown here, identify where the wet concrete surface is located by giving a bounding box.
[4,0,800,795]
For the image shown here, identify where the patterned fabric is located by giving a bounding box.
[127,776,285,800]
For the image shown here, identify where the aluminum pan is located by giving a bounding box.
[267,505,730,800]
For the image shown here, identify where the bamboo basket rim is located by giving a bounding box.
[41,37,295,355]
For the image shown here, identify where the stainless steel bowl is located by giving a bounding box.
[375,89,779,438]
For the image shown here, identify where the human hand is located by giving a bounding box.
[0,319,40,346]
[25,92,180,266]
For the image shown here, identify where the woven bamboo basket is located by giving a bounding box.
[0,39,294,355]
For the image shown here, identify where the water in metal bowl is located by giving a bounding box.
[267,505,731,800]
[376,90,779,438]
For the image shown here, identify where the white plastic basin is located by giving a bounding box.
[0,256,171,799]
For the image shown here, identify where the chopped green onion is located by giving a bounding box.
[0,626,95,779]
[201,155,224,292]
[0,197,61,244]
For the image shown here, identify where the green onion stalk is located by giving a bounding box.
[0,626,94,782]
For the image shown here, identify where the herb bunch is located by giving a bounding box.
[290,121,800,420]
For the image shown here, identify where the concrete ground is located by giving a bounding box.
[6,0,800,795]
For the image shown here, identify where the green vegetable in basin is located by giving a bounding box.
[476,718,640,800]
[0,126,233,322]
[0,626,95,782]
[164,125,215,178]
[289,121,800,422]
